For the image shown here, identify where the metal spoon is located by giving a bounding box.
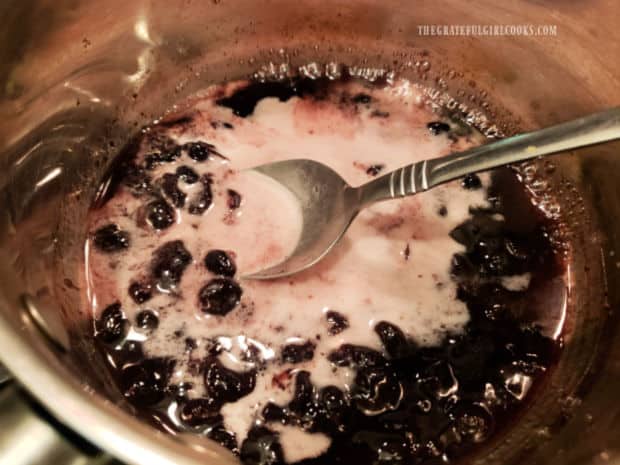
[245,107,620,280]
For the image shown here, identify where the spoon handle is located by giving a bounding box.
[359,107,620,205]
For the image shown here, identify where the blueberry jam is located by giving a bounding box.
[86,77,567,465]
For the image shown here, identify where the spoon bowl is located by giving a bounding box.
[247,159,360,279]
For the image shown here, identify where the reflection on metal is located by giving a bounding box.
[134,17,155,45]
[0,385,114,465]
[21,294,69,353]
[128,16,156,85]
[0,364,11,385]
[34,167,63,190]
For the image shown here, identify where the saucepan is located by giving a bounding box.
[0,1,618,464]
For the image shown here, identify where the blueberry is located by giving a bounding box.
[452,403,494,443]
[328,344,386,369]
[203,356,256,403]
[281,341,316,364]
[120,358,174,407]
[112,340,145,366]
[92,224,130,252]
[96,302,126,343]
[288,371,314,415]
[128,281,153,304]
[198,278,242,315]
[145,198,175,230]
[175,166,199,184]
[462,174,482,190]
[325,310,349,335]
[353,368,403,415]
[418,360,459,400]
[227,189,242,210]
[135,309,159,330]
[438,205,448,217]
[262,402,287,422]
[427,121,451,135]
[151,240,193,288]
[366,164,385,177]
[375,321,412,359]
[188,175,213,215]
[180,398,222,427]
[317,385,349,430]
[122,164,151,195]
[240,426,284,465]
[209,427,239,453]
[184,141,213,162]
[204,250,237,277]
[144,146,181,169]
[160,173,186,208]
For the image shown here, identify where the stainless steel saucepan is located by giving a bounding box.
[0,1,618,464]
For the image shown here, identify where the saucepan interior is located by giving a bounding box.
[0,1,618,465]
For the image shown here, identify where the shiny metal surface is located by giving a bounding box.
[0,1,617,465]
[0,385,115,465]
[248,108,620,279]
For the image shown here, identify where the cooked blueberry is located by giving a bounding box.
[462,174,482,190]
[281,341,315,364]
[288,371,314,414]
[262,402,287,422]
[204,356,256,403]
[204,250,237,277]
[122,164,151,195]
[92,224,130,252]
[209,427,239,453]
[144,146,181,169]
[325,310,349,335]
[151,240,192,288]
[160,173,186,208]
[135,309,159,330]
[366,164,385,177]
[352,93,372,104]
[180,398,222,427]
[188,175,213,215]
[184,141,213,162]
[227,189,242,209]
[240,426,284,465]
[453,403,494,443]
[353,368,402,415]
[120,358,174,407]
[145,198,175,230]
[418,360,459,399]
[199,278,242,315]
[114,340,145,366]
[96,302,126,343]
[318,385,348,429]
[438,205,448,217]
[175,166,199,184]
[427,121,451,135]
[328,344,386,368]
[375,321,412,359]
[128,281,153,304]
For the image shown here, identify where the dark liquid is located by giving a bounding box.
[90,78,566,465]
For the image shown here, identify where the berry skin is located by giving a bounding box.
[92,224,130,252]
